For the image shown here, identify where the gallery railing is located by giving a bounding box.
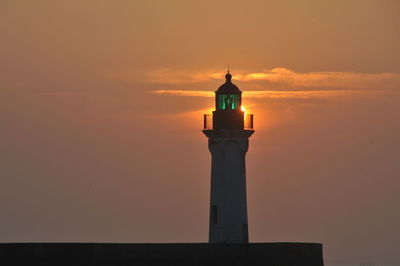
[203,114,254,130]
[204,114,213,130]
[244,114,254,130]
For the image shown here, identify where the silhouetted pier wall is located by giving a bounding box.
[0,242,323,266]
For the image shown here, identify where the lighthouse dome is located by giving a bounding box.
[216,73,241,94]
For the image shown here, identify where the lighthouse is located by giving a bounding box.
[203,72,254,243]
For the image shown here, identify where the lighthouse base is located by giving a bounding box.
[0,242,323,266]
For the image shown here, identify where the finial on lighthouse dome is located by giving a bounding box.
[225,65,232,82]
[225,72,232,82]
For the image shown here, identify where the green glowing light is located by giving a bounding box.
[218,94,240,110]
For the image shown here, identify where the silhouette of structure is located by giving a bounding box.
[203,72,254,243]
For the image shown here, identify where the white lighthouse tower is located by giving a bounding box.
[203,72,254,243]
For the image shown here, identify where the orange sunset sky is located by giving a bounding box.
[1,1,399,265]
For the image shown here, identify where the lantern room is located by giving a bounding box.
[215,72,242,110]
[203,72,254,131]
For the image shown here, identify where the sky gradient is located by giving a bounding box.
[1,1,399,265]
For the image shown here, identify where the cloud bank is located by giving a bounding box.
[146,67,400,90]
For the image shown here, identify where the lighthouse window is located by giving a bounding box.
[217,95,225,110]
[218,94,239,110]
